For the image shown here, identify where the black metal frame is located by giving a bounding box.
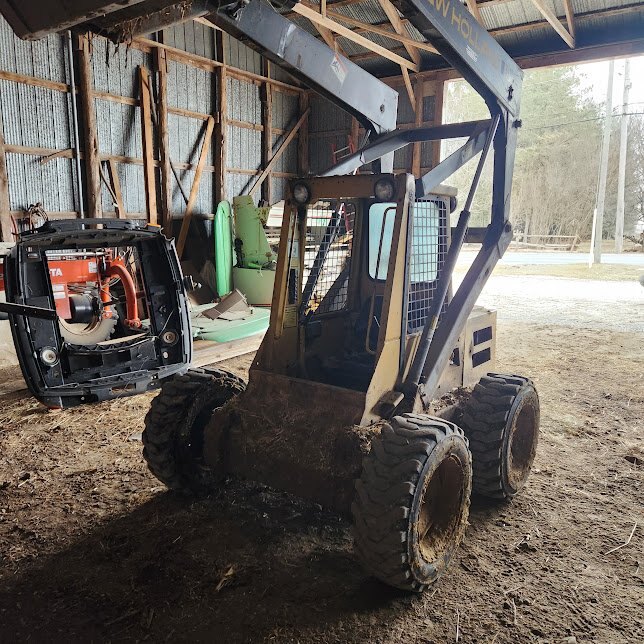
[3,219,191,408]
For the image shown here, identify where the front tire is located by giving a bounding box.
[352,414,472,592]
[143,368,246,493]
[461,374,540,500]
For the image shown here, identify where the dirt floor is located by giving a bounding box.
[0,275,643,643]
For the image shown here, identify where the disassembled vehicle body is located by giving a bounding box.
[1,220,191,408]
[0,0,541,591]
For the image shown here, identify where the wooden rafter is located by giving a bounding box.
[376,0,421,65]
[308,7,438,54]
[531,0,575,48]
[291,2,419,71]
[562,0,576,39]
[465,0,483,24]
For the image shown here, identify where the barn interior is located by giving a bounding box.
[0,1,643,642]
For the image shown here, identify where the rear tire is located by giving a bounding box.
[143,368,246,494]
[352,414,472,592]
[461,374,540,500]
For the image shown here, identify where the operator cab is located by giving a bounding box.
[256,173,454,394]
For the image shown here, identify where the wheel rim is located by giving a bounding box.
[417,453,466,564]
[507,399,538,491]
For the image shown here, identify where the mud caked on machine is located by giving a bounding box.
[0,0,540,591]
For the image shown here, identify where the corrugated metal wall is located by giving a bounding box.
[0,18,78,214]
[270,89,299,203]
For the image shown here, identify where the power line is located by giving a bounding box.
[524,111,644,131]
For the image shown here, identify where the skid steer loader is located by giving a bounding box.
[0,0,540,590]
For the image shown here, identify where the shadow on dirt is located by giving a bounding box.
[0,480,412,642]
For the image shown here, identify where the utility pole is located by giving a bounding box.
[615,59,631,253]
[590,59,615,266]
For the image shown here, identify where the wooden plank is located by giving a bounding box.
[176,116,216,258]
[0,69,70,93]
[376,0,421,65]
[563,0,576,39]
[411,77,423,176]
[138,66,158,225]
[215,34,227,204]
[248,108,310,198]
[401,67,416,113]
[432,80,444,169]
[77,33,101,219]
[310,9,438,54]
[262,61,273,205]
[0,117,12,242]
[530,0,575,48]
[291,3,419,71]
[155,48,172,231]
[192,333,265,368]
[106,160,125,218]
[466,0,484,24]
[298,92,310,176]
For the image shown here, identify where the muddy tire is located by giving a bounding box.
[352,414,472,592]
[143,368,246,494]
[461,374,540,500]
[59,315,117,345]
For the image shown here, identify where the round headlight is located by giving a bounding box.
[40,347,59,367]
[374,178,395,202]
[292,182,311,205]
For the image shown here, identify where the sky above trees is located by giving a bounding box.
[442,58,644,241]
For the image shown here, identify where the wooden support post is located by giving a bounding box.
[139,66,158,225]
[77,33,102,218]
[432,80,444,169]
[249,108,310,197]
[298,92,310,176]
[155,47,172,230]
[0,123,11,242]
[261,60,273,204]
[411,77,423,177]
[106,160,125,218]
[176,116,216,258]
[350,117,359,155]
[215,34,227,204]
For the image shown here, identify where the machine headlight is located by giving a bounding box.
[39,347,59,367]
[292,182,311,205]
[374,178,395,202]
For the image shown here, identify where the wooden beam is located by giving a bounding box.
[466,0,484,25]
[139,66,158,225]
[215,33,227,204]
[0,69,69,93]
[411,77,423,176]
[76,33,102,219]
[291,3,419,71]
[155,47,172,231]
[563,0,576,40]
[530,0,575,48]
[176,116,216,258]
[0,118,11,242]
[106,160,125,218]
[401,67,416,112]
[312,8,438,54]
[248,108,311,197]
[262,60,273,205]
[376,0,421,65]
[192,333,265,368]
[432,80,444,169]
[298,92,310,176]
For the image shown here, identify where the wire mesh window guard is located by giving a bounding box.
[407,199,447,333]
[302,201,356,316]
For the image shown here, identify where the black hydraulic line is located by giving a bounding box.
[402,113,500,399]
[0,301,58,320]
